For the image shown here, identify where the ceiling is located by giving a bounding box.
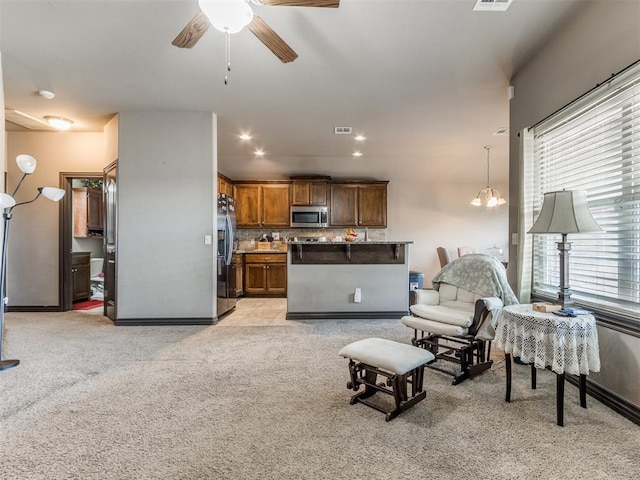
[1,0,586,182]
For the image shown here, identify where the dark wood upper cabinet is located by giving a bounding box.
[234,182,290,228]
[217,173,234,197]
[73,187,103,237]
[330,181,388,228]
[291,179,328,206]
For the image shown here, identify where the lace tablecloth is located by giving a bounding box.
[494,304,600,376]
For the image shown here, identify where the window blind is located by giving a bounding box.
[531,62,640,321]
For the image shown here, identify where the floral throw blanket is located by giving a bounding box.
[432,254,519,306]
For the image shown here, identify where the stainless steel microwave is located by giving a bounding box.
[290,206,329,228]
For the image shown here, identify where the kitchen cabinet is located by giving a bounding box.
[329,181,388,228]
[72,252,91,302]
[291,178,329,206]
[244,253,287,296]
[73,187,103,237]
[218,173,234,197]
[234,182,290,228]
[232,254,244,297]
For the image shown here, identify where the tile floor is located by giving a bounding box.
[81,297,290,326]
[217,297,291,327]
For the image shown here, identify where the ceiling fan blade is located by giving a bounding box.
[172,11,211,48]
[248,15,299,63]
[259,0,340,7]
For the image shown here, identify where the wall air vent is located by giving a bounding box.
[5,109,54,130]
[473,0,513,12]
[334,126,352,135]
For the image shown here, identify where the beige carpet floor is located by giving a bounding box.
[0,299,638,479]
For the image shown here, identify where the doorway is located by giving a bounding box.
[59,172,104,312]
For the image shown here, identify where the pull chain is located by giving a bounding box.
[224,31,231,85]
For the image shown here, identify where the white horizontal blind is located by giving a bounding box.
[531,63,640,320]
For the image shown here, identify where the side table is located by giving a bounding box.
[494,304,600,426]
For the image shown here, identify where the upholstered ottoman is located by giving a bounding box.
[339,337,435,421]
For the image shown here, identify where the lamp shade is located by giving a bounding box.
[16,154,37,174]
[0,193,16,209]
[39,187,66,202]
[528,190,603,234]
[199,0,253,34]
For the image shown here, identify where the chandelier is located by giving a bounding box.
[470,145,506,207]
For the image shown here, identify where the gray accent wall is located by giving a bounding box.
[116,112,216,321]
[509,0,640,407]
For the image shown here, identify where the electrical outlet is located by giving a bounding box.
[354,288,362,303]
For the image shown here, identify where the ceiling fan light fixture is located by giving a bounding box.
[199,0,254,34]
[44,116,73,130]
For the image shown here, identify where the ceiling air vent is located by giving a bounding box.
[473,0,513,12]
[334,126,352,135]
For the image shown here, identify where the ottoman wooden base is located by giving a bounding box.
[339,338,435,421]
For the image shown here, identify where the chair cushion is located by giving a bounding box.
[401,316,468,336]
[409,304,473,327]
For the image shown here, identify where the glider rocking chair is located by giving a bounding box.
[401,254,518,385]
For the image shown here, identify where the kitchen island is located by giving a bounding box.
[286,241,413,320]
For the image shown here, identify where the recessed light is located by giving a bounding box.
[352,151,363,157]
[44,116,73,130]
[254,149,265,157]
[354,135,367,142]
[239,133,252,141]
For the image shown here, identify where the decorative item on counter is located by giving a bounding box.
[344,228,358,242]
[256,233,272,251]
[487,244,503,259]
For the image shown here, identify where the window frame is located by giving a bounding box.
[528,61,640,336]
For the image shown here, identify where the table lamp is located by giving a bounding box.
[528,190,603,309]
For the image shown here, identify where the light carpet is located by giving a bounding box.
[0,311,638,480]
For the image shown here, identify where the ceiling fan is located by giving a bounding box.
[172,0,340,64]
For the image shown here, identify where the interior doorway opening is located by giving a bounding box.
[59,172,104,312]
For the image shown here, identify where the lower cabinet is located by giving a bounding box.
[72,252,91,302]
[244,253,287,296]
[232,254,244,297]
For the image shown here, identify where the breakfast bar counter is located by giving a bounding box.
[286,241,413,320]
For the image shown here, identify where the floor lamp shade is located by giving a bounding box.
[528,190,603,309]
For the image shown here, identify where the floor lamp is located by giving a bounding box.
[528,190,603,309]
[0,155,65,371]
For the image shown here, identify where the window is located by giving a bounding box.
[530,61,640,322]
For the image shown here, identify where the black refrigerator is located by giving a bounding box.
[217,193,237,318]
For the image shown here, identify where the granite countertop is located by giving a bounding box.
[287,240,414,245]
[234,249,288,254]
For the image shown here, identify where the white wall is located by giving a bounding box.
[116,111,216,321]
[387,178,509,283]
[509,0,640,406]
[6,132,105,306]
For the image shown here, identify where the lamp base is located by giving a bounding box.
[0,359,20,371]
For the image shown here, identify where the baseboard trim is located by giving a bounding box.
[114,317,216,326]
[286,311,408,320]
[6,305,61,312]
[566,375,640,426]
